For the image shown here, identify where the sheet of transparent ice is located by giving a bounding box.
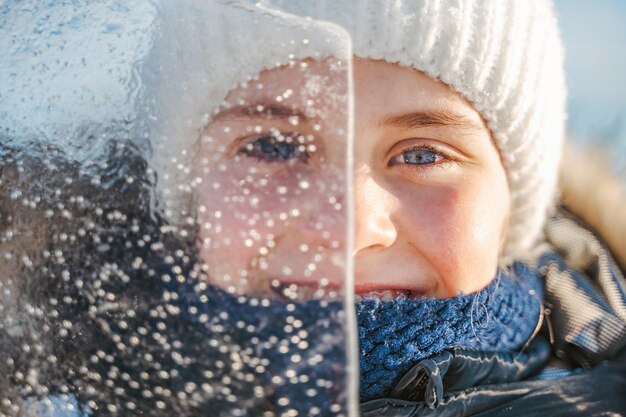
[0,1,356,416]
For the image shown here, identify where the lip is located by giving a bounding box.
[354,282,432,301]
[269,278,344,291]
[269,279,345,300]
[354,288,428,301]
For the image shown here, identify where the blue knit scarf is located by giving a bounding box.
[166,261,543,412]
[34,262,544,417]
[357,261,544,401]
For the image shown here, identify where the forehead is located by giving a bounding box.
[353,59,486,127]
[221,59,347,112]
[212,57,488,136]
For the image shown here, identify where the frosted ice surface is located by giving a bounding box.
[0,1,355,416]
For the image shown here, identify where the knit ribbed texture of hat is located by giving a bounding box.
[146,0,566,263]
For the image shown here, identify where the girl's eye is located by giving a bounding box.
[237,133,309,162]
[390,146,444,167]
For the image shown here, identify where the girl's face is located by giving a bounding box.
[194,59,509,299]
[352,59,509,298]
[194,59,349,300]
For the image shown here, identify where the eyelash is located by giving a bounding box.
[388,144,455,170]
[236,132,311,163]
[235,135,452,172]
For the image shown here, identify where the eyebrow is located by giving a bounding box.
[211,103,308,123]
[380,109,486,132]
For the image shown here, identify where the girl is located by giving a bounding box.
[148,0,626,414]
[173,0,626,414]
[2,0,626,416]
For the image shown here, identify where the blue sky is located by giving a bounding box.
[554,0,626,160]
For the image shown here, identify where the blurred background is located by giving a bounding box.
[555,0,626,172]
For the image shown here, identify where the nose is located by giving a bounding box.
[354,171,398,255]
[267,185,347,291]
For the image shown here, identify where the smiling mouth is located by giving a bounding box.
[267,281,426,301]
[355,289,427,301]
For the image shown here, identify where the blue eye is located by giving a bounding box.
[391,146,443,166]
[239,133,308,162]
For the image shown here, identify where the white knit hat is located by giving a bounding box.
[147,0,566,264]
[143,1,351,225]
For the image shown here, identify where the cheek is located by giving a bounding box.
[194,168,286,286]
[193,164,347,293]
[450,178,509,293]
[398,177,508,295]
[402,187,468,271]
